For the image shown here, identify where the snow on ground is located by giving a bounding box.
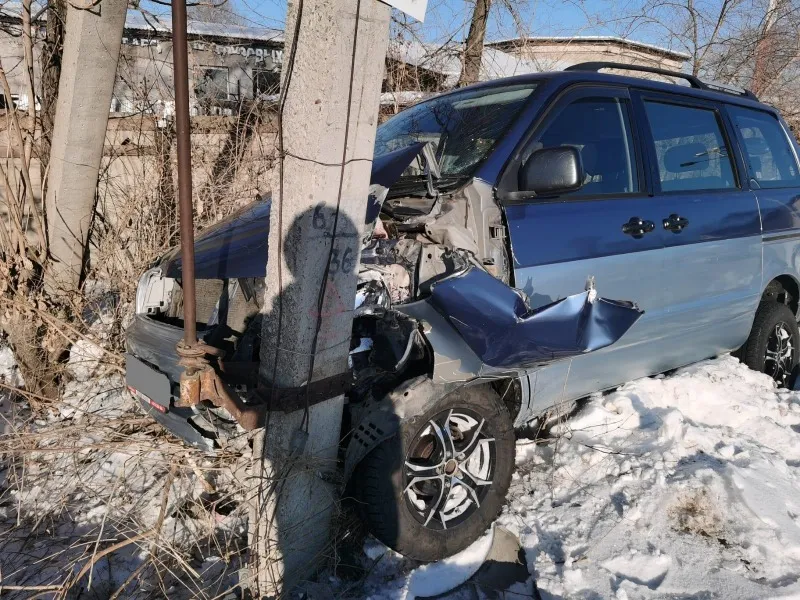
[0,340,250,599]
[496,355,800,600]
[0,345,24,388]
[6,341,800,599]
[0,345,23,436]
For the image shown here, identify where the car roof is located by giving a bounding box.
[432,68,776,115]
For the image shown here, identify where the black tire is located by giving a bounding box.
[739,301,800,386]
[354,384,514,562]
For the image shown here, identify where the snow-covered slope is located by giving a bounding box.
[6,342,800,598]
[501,355,800,599]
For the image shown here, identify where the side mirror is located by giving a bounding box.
[518,146,583,196]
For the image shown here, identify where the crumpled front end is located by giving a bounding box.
[126,262,264,451]
[126,142,644,449]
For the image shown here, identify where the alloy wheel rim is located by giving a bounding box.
[403,408,495,530]
[765,321,795,385]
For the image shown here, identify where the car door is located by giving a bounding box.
[500,85,672,414]
[632,91,762,365]
[725,105,800,295]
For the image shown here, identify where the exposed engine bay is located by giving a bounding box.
[348,171,509,403]
[345,145,642,409]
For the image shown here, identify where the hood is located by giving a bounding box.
[161,199,272,279]
[161,143,427,280]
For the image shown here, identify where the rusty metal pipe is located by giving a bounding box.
[171,0,197,346]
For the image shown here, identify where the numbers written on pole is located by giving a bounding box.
[312,204,328,231]
[329,246,354,274]
[311,204,356,275]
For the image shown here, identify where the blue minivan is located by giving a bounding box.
[127,62,800,561]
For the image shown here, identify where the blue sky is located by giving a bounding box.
[139,0,672,50]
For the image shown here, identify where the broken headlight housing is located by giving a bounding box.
[135,267,175,315]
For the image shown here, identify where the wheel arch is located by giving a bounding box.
[763,274,800,317]
[343,377,454,488]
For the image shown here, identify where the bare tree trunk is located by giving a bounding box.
[458,0,491,87]
[4,314,60,400]
[687,0,701,76]
[21,0,36,166]
[40,0,66,175]
[154,122,177,244]
[752,0,782,97]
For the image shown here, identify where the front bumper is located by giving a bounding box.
[126,314,219,452]
[133,387,215,452]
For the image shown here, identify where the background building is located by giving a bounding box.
[488,36,688,73]
[114,12,284,117]
[0,6,284,117]
[0,5,687,117]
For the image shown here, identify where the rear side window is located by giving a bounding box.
[534,97,639,196]
[728,106,800,189]
[643,101,737,192]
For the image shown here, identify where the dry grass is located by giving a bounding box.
[0,365,254,599]
[668,488,725,540]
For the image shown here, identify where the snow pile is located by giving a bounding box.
[0,344,23,436]
[499,355,800,599]
[0,344,24,388]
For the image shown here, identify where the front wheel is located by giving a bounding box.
[354,384,515,562]
[739,301,800,386]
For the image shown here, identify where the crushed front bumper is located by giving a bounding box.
[125,314,219,452]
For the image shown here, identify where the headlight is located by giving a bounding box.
[135,267,175,315]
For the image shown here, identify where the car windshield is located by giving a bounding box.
[374,82,538,178]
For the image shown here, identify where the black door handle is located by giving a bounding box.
[663,213,689,233]
[622,216,655,238]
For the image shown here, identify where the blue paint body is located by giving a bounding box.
[486,74,800,422]
[154,69,800,428]
[162,199,272,279]
[161,143,426,279]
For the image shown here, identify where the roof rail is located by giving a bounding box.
[565,62,758,101]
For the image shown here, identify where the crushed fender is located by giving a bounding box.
[427,266,644,369]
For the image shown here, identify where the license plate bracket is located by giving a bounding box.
[126,354,171,409]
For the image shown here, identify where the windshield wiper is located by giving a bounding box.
[389,174,464,198]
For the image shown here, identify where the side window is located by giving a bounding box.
[729,106,800,189]
[533,97,639,196]
[643,101,736,192]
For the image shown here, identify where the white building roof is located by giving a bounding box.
[0,5,683,80]
[0,3,284,44]
[487,36,691,61]
[386,39,543,86]
[385,35,688,89]
[124,10,284,44]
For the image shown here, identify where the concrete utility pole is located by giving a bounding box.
[44,0,127,294]
[251,0,390,594]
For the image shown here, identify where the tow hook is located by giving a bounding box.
[175,340,267,430]
[174,340,352,430]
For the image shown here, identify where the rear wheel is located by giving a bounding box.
[355,385,514,561]
[739,301,799,386]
